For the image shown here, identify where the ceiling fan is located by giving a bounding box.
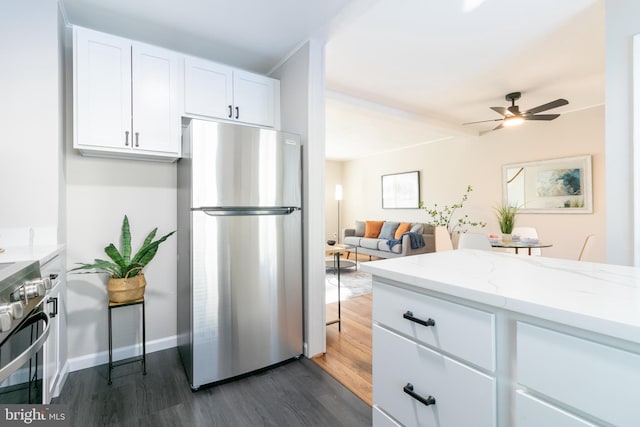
[463,92,569,134]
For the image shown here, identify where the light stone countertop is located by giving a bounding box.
[360,250,640,345]
[0,245,65,266]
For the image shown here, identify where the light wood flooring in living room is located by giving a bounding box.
[312,253,375,407]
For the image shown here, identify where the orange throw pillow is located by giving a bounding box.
[364,221,385,238]
[394,222,412,239]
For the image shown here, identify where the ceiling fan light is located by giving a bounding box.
[503,116,524,127]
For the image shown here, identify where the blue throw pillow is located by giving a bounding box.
[378,221,400,240]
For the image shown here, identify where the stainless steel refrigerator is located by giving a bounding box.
[177,118,303,390]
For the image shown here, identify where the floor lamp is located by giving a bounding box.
[335,184,343,244]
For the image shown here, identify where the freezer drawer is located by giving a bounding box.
[190,209,302,388]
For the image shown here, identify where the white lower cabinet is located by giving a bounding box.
[516,322,640,426]
[41,255,66,403]
[372,279,640,426]
[373,281,496,426]
[373,406,402,427]
[515,391,597,427]
[373,325,496,427]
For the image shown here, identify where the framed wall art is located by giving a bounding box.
[381,171,420,209]
[503,155,592,213]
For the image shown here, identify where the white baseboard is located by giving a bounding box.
[67,335,177,372]
[51,360,70,399]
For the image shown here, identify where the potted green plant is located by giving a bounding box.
[494,204,519,241]
[71,215,175,303]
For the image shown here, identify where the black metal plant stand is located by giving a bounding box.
[108,298,146,385]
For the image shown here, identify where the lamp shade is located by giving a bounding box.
[335,184,343,201]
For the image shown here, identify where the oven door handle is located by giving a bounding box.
[0,311,50,383]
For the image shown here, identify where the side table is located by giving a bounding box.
[108,298,146,385]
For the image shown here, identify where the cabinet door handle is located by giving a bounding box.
[228,105,233,118]
[235,106,239,119]
[135,132,139,147]
[125,131,130,146]
[47,297,58,318]
[403,383,436,406]
[403,310,435,327]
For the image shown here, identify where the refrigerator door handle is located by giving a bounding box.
[196,207,299,216]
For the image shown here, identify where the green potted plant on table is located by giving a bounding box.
[71,215,175,303]
[494,204,518,241]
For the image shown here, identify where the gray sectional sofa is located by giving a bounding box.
[342,221,435,259]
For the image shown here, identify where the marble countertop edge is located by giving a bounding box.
[361,251,640,345]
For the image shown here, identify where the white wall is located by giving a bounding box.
[64,153,177,364]
[605,0,640,266]
[0,0,61,245]
[339,106,606,262]
[271,40,327,357]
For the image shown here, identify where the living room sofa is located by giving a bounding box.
[342,220,435,259]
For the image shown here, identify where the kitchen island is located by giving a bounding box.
[361,250,640,427]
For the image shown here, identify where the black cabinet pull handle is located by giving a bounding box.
[49,273,58,280]
[47,297,58,318]
[228,105,233,118]
[403,310,435,327]
[404,383,436,406]
[125,130,130,146]
[235,106,239,119]
[135,132,140,147]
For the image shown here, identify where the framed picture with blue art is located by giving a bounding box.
[381,171,420,209]
[502,155,592,213]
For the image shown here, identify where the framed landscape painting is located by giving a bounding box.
[381,171,420,209]
[503,155,592,213]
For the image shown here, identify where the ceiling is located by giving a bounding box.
[61,0,605,161]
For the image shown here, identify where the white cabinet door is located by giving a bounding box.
[43,284,60,404]
[517,322,640,426]
[183,57,277,128]
[74,27,131,150]
[41,255,63,404]
[132,42,181,156]
[184,56,233,119]
[516,391,598,427]
[74,26,181,160]
[233,70,276,127]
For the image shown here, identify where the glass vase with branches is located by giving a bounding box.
[419,185,487,234]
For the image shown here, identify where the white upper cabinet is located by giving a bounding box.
[233,70,277,127]
[73,27,182,161]
[184,56,279,128]
[184,56,233,119]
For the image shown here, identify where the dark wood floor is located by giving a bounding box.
[53,348,371,426]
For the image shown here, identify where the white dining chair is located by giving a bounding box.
[457,233,492,250]
[578,234,596,261]
[435,226,454,251]
[512,226,541,256]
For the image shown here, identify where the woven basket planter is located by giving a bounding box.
[107,273,146,303]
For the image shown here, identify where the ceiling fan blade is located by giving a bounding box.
[490,106,512,117]
[479,122,504,135]
[524,98,568,115]
[462,118,503,125]
[523,114,560,121]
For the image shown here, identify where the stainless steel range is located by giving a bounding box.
[0,260,52,403]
